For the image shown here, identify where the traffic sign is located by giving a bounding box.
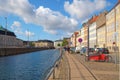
[78,38,82,43]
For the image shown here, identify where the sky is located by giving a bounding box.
[0,0,118,41]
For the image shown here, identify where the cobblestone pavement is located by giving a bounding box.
[73,54,119,80]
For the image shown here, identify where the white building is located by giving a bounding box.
[89,16,98,48]
[54,40,63,48]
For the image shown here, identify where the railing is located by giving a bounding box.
[44,48,63,80]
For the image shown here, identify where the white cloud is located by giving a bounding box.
[0,0,78,35]
[25,30,34,37]
[64,0,109,20]
[11,21,35,37]
[11,21,23,35]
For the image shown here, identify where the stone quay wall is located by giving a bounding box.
[0,47,54,57]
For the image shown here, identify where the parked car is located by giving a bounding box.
[70,47,76,53]
[97,48,109,54]
[75,46,81,53]
[80,47,87,55]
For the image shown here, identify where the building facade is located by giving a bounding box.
[0,26,23,48]
[115,2,120,53]
[70,31,79,47]
[83,23,88,47]
[89,16,98,48]
[96,11,107,48]
[54,40,63,48]
[76,30,81,47]
[106,2,120,52]
[34,40,54,48]
[79,27,84,47]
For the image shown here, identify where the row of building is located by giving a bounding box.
[70,1,120,53]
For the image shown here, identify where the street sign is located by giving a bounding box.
[78,38,82,43]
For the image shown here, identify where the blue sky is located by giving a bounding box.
[0,0,118,41]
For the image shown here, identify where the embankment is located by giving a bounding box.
[0,47,54,57]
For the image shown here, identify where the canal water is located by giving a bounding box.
[0,49,60,80]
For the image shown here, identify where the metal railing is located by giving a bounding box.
[44,49,63,80]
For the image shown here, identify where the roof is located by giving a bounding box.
[38,40,53,43]
[89,16,98,24]
[0,25,16,37]
[54,40,63,42]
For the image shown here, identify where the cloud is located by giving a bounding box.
[0,0,78,35]
[11,21,23,35]
[25,30,34,37]
[64,0,109,20]
[11,21,35,37]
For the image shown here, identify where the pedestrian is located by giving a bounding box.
[67,46,70,53]
[64,46,67,51]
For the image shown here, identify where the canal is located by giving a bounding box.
[0,49,60,80]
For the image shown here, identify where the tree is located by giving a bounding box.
[29,42,35,47]
[62,39,68,46]
[57,43,61,47]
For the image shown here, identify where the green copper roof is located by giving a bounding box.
[0,25,5,31]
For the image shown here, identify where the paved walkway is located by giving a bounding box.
[48,52,119,80]
[66,53,97,80]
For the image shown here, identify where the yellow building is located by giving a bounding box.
[70,34,75,47]
[70,31,79,47]
[115,2,120,53]
[34,40,54,48]
[83,23,88,47]
[106,2,120,53]
[96,11,107,48]
[76,30,81,47]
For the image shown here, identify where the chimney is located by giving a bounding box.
[119,0,120,3]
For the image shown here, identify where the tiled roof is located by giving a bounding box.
[89,16,98,24]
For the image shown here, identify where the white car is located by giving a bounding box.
[75,46,81,53]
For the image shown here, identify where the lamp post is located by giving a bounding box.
[27,29,29,47]
[5,17,7,48]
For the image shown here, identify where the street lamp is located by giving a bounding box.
[87,23,89,61]
[5,17,7,48]
[27,29,29,47]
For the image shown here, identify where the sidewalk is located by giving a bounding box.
[73,54,119,80]
[66,52,97,80]
[48,52,119,80]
